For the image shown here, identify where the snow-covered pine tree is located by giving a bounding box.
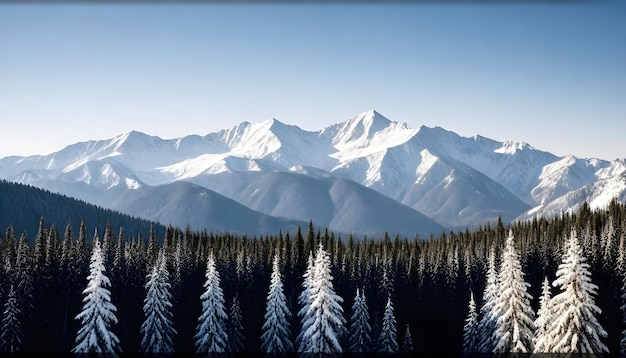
[477,248,498,353]
[0,285,23,353]
[492,230,535,353]
[299,244,346,353]
[14,233,33,313]
[227,294,245,352]
[72,230,121,355]
[533,276,553,353]
[545,227,608,353]
[296,252,315,351]
[194,252,228,353]
[462,290,479,353]
[261,254,294,354]
[140,249,176,353]
[348,288,372,353]
[401,323,414,353]
[378,296,399,353]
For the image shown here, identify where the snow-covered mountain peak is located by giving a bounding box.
[111,130,153,146]
[326,109,393,146]
[494,140,535,155]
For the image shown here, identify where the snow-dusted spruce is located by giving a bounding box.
[261,254,294,354]
[140,249,176,353]
[533,276,553,353]
[299,244,346,353]
[0,285,23,353]
[462,291,479,354]
[348,288,372,353]
[544,227,608,353]
[377,296,399,353]
[194,252,228,353]
[477,248,499,353]
[296,252,315,351]
[492,230,535,353]
[14,233,33,313]
[72,230,121,355]
[401,324,414,353]
[227,294,245,352]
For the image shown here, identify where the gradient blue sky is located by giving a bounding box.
[1,3,625,160]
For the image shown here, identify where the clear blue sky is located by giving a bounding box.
[1,3,625,160]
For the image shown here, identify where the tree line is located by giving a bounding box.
[1,198,626,353]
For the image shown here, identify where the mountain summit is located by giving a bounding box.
[2,110,624,237]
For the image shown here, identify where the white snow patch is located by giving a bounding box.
[125,178,140,190]
[494,140,532,154]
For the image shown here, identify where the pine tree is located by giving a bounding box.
[299,244,346,353]
[261,254,294,354]
[194,252,228,353]
[146,224,159,267]
[492,230,535,353]
[348,288,372,353]
[140,249,176,353]
[533,276,553,353]
[401,323,414,353]
[72,230,121,355]
[227,294,245,352]
[462,291,479,353]
[0,285,23,353]
[377,296,399,353]
[296,252,315,351]
[14,232,33,313]
[477,248,499,352]
[544,227,608,353]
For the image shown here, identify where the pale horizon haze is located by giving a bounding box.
[1,3,625,160]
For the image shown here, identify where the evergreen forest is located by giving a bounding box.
[2,184,626,354]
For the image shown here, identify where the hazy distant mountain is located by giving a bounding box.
[2,109,624,236]
[186,170,444,237]
[112,180,310,236]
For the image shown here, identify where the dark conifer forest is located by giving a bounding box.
[1,180,626,354]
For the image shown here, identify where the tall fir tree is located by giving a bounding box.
[533,276,553,353]
[544,227,608,353]
[72,230,121,355]
[296,252,315,351]
[140,249,176,353]
[477,248,499,353]
[348,288,372,353]
[0,285,23,353]
[299,244,346,353]
[194,252,228,353]
[227,294,245,352]
[492,230,535,353]
[261,254,294,354]
[462,291,479,354]
[377,296,399,353]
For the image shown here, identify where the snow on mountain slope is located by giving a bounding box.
[400,152,530,228]
[530,155,605,205]
[407,126,561,205]
[519,161,626,221]
[1,109,623,234]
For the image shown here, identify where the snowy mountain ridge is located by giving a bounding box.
[1,109,624,236]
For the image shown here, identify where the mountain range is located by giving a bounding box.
[2,109,625,238]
